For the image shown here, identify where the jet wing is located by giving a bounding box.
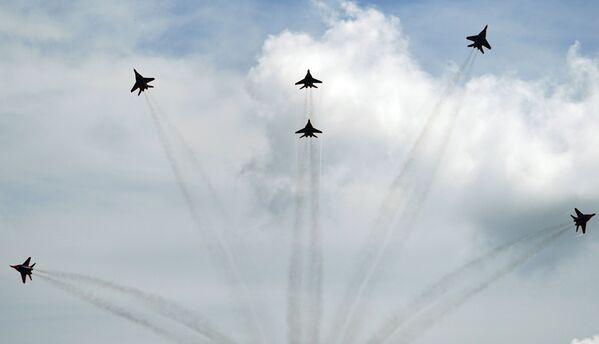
[466,35,478,41]
[582,223,587,234]
[313,78,322,84]
[143,77,155,83]
[575,208,583,217]
[21,272,26,284]
[313,128,323,134]
[482,39,492,50]
[131,84,139,93]
[23,257,31,266]
[295,78,307,85]
[295,128,307,134]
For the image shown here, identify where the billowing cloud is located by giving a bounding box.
[573,336,599,344]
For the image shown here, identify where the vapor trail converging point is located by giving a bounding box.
[37,270,236,344]
[328,50,478,344]
[143,93,266,344]
[39,274,195,344]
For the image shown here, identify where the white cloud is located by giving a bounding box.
[573,336,599,344]
[0,9,67,41]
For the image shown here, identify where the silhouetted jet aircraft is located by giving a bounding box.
[131,69,155,96]
[295,119,322,138]
[466,25,491,54]
[10,257,35,284]
[571,208,595,234]
[295,70,322,89]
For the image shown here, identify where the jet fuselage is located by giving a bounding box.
[571,208,595,234]
[466,25,491,54]
[10,257,35,284]
[295,69,323,89]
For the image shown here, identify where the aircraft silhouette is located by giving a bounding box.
[466,25,491,54]
[130,69,155,96]
[571,208,595,234]
[295,119,322,138]
[10,257,35,284]
[295,70,322,89]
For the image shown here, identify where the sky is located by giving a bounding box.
[1,1,599,343]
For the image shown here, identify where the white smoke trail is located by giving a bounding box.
[288,139,309,344]
[143,93,265,344]
[306,137,323,344]
[146,94,230,219]
[288,83,323,344]
[37,270,236,344]
[366,222,570,344]
[328,50,478,344]
[301,78,324,344]
[38,274,199,344]
[304,89,309,118]
[144,94,199,228]
[309,88,314,117]
[391,225,570,344]
[340,55,480,342]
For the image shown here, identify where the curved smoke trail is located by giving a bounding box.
[38,274,198,344]
[328,50,478,344]
[389,225,571,344]
[144,94,199,228]
[37,270,236,344]
[143,93,265,344]
[146,94,230,219]
[366,222,570,344]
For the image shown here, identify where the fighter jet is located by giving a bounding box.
[466,25,491,54]
[295,70,322,89]
[130,69,155,96]
[571,208,595,234]
[295,119,322,138]
[10,257,35,284]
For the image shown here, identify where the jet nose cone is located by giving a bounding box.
[10,265,16,269]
